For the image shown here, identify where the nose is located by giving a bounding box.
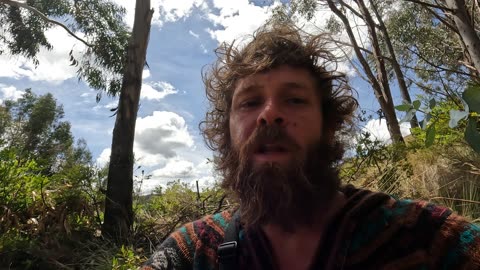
[257,100,286,127]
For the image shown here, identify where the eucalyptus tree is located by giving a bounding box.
[0,0,130,97]
[103,0,153,242]
[0,0,154,242]
[383,0,480,152]
[274,0,408,144]
[443,0,480,76]
[385,0,478,97]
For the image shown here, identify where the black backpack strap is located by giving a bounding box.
[218,210,240,270]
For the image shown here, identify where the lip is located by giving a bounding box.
[253,143,291,163]
[253,151,290,163]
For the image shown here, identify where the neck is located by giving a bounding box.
[262,191,346,235]
[261,192,347,270]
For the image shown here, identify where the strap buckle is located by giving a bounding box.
[218,241,238,263]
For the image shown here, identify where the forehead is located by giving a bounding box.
[232,65,317,97]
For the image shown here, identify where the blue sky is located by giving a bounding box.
[0,0,412,193]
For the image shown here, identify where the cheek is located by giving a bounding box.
[230,115,255,146]
[229,116,244,146]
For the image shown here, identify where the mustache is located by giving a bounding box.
[240,125,301,157]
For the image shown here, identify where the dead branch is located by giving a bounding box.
[214,194,227,214]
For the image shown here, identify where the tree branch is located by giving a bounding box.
[338,0,365,20]
[404,0,454,12]
[214,194,227,214]
[424,6,459,34]
[406,46,480,80]
[0,0,92,47]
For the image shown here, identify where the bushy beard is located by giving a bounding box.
[220,125,341,232]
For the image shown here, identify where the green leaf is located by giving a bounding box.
[421,113,431,130]
[425,124,435,147]
[429,98,436,110]
[395,104,412,112]
[400,109,415,124]
[465,118,480,153]
[449,109,468,128]
[412,100,421,110]
[462,86,480,113]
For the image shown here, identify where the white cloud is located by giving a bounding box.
[0,85,24,102]
[97,148,111,166]
[362,119,411,144]
[95,111,197,170]
[194,175,216,190]
[200,44,208,54]
[151,159,195,178]
[143,157,216,193]
[142,69,151,79]
[135,111,194,159]
[141,81,178,100]
[206,0,280,44]
[93,100,118,111]
[112,0,207,28]
[0,26,86,83]
[204,1,366,76]
[189,30,200,39]
[157,0,207,24]
[0,57,27,79]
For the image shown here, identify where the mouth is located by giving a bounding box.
[256,143,288,154]
[252,143,293,164]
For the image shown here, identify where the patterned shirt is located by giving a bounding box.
[141,186,480,269]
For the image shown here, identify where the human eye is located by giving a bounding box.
[239,99,261,109]
[287,97,308,105]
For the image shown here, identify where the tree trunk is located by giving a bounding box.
[369,0,419,128]
[103,0,153,242]
[445,0,480,76]
[327,0,405,144]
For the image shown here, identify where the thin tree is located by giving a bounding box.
[102,0,153,242]
[404,0,480,79]
[368,0,419,128]
[326,0,405,144]
[444,0,480,77]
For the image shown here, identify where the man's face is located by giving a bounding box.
[224,65,338,230]
[229,65,323,167]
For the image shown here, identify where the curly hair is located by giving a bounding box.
[200,22,358,174]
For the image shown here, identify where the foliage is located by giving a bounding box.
[0,88,229,268]
[341,131,412,198]
[134,180,230,245]
[0,90,99,177]
[396,83,480,153]
[111,245,146,270]
[0,90,107,268]
[0,149,47,229]
[384,0,469,91]
[0,0,130,96]
[343,98,480,220]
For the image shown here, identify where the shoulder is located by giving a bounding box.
[141,210,234,269]
[431,211,480,268]
[341,185,455,229]
[348,188,480,268]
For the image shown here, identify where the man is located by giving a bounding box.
[142,22,480,270]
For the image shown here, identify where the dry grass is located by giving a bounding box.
[342,142,480,221]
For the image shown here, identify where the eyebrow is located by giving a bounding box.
[235,81,310,97]
[280,82,311,92]
[233,83,264,99]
